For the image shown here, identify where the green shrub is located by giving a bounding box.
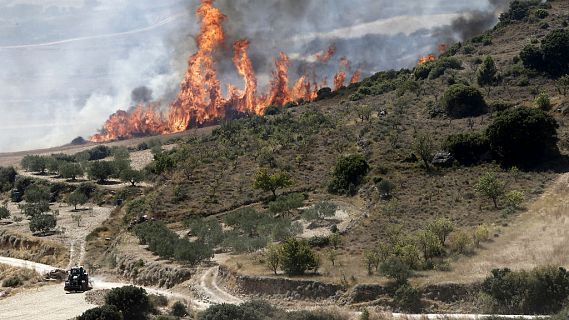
[414,63,433,80]
[499,0,542,23]
[521,29,569,76]
[380,257,412,285]
[349,93,363,101]
[2,277,23,288]
[0,206,10,220]
[264,105,281,116]
[105,286,151,320]
[29,214,57,234]
[279,238,320,276]
[534,92,551,110]
[0,166,17,192]
[444,132,491,166]
[328,154,369,196]
[269,193,305,215]
[441,84,487,118]
[171,301,188,317]
[414,58,462,80]
[133,221,212,265]
[520,44,544,70]
[302,201,337,222]
[77,305,122,320]
[307,236,331,248]
[199,303,262,320]
[541,29,569,76]
[394,284,422,312]
[482,266,569,314]
[486,108,559,167]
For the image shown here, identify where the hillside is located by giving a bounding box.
[2,0,569,317]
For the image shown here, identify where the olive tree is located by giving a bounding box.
[120,169,145,186]
[88,161,116,184]
[29,214,57,235]
[68,190,88,211]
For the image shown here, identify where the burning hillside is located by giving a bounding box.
[91,0,360,143]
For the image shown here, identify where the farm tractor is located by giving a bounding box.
[64,266,93,292]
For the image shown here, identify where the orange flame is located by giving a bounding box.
[417,54,436,65]
[315,44,336,63]
[90,105,166,143]
[90,0,358,143]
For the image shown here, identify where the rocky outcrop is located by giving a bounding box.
[115,255,192,289]
[218,266,343,300]
[0,230,68,267]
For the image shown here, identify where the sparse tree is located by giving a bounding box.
[329,232,341,250]
[415,230,444,260]
[363,250,381,275]
[327,248,339,267]
[356,104,372,122]
[265,243,282,275]
[427,218,454,244]
[475,172,506,209]
[68,190,88,211]
[72,213,82,227]
[252,169,293,199]
[414,133,435,171]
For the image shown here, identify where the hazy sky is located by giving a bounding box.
[0,0,502,152]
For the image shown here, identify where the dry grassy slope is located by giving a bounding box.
[144,2,568,229]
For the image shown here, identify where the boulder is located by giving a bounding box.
[431,152,454,167]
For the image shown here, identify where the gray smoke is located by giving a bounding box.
[131,86,153,104]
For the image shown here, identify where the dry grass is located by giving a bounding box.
[0,264,43,298]
[422,173,569,285]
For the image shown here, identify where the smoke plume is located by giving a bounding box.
[0,0,512,151]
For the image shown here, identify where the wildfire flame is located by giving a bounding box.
[417,54,436,65]
[90,0,361,143]
[416,43,448,66]
[315,44,336,63]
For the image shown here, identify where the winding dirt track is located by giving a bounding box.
[0,257,235,319]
